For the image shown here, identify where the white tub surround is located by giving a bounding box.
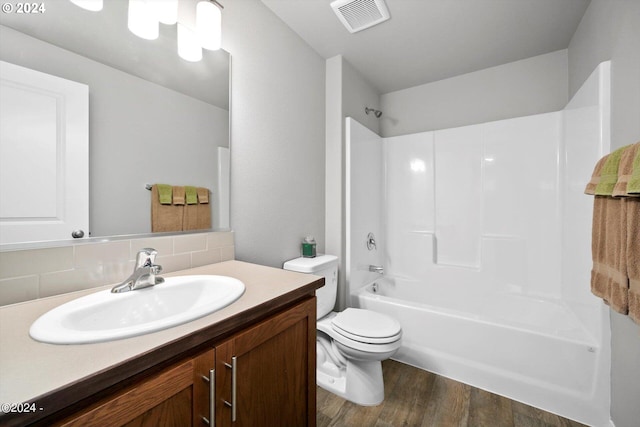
[346,62,612,426]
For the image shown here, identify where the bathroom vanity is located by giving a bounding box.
[0,261,321,427]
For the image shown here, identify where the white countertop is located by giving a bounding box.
[0,260,321,420]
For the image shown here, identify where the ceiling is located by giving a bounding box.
[261,0,591,94]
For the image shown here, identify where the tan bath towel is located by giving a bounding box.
[585,154,609,195]
[151,184,184,232]
[590,196,628,313]
[183,186,198,231]
[196,187,211,230]
[183,210,198,230]
[183,187,212,231]
[613,143,640,197]
[627,198,640,324]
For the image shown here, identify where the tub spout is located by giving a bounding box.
[369,265,384,274]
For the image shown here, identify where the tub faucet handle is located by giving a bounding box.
[367,232,377,250]
[369,265,384,274]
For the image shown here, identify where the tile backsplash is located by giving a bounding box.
[0,231,234,306]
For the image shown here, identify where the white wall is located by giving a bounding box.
[0,25,228,238]
[568,2,640,426]
[325,56,346,309]
[342,59,381,135]
[326,55,383,310]
[380,50,568,137]
[222,0,326,268]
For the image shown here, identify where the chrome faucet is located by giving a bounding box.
[111,248,164,293]
[369,265,384,274]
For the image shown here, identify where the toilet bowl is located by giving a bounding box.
[283,255,402,406]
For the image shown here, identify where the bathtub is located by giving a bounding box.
[353,276,610,426]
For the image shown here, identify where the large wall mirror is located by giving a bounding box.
[0,0,230,247]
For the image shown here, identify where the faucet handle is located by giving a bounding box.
[135,248,158,268]
[366,232,377,250]
[368,264,384,273]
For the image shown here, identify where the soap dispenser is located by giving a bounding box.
[301,236,317,258]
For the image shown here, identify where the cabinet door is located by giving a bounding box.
[193,348,216,426]
[57,358,195,427]
[56,348,215,427]
[216,298,317,427]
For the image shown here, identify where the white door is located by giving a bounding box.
[0,61,88,245]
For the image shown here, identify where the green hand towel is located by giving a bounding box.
[157,184,172,205]
[595,146,628,196]
[627,145,640,194]
[185,186,198,204]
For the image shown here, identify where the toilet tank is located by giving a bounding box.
[283,255,338,319]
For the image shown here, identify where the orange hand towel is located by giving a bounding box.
[197,187,209,204]
[172,186,186,205]
[196,187,211,230]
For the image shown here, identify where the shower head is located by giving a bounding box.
[365,107,382,118]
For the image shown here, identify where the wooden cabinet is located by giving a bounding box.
[52,297,316,427]
[214,296,316,426]
[55,352,210,427]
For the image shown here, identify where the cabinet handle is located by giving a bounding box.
[223,356,237,422]
[201,369,215,426]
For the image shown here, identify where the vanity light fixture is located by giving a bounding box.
[177,0,223,62]
[69,0,103,12]
[69,0,222,62]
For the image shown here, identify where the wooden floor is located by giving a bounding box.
[317,360,587,427]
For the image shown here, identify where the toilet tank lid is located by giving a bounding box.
[283,254,338,273]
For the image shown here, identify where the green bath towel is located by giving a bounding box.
[157,184,173,205]
[595,146,627,196]
[185,186,198,204]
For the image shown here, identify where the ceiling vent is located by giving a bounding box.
[330,0,390,33]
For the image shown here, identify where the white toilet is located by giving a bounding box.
[283,254,402,406]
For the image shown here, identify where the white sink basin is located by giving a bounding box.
[29,275,245,344]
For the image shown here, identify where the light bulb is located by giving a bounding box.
[196,1,222,51]
[128,0,159,40]
[178,23,203,62]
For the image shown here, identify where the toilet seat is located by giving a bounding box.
[331,308,402,345]
[318,309,402,356]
